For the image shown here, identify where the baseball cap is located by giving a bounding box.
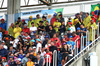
[31,39,35,42]
[44,36,49,38]
[22,19,25,22]
[1,19,4,21]
[53,13,57,16]
[69,36,73,38]
[33,46,36,49]
[27,37,30,40]
[63,43,66,45]
[29,16,33,18]
[16,58,21,62]
[9,56,14,59]
[36,39,40,42]
[68,22,72,25]
[77,27,80,30]
[2,57,6,60]
[5,31,8,34]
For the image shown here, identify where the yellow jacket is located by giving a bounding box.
[53,21,61,32]
[83,16,91,27]
[87,22,97,41]
[28,20,34,28]
[43,20,48,27]
[34,18,42,27]
[14,21,21,27]
[13,27,22,38]
[8,26,14,37]
[27,61,34,66]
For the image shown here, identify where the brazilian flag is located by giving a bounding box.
[90,4,100,16]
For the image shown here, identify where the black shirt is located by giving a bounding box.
[9,61,17,66]
[49,46,57,53]
[38,25,45,33]
[48,29,56,38]
[45,25,50,33]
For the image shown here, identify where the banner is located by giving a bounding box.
[42,8,63,23]
[21,8,64,24]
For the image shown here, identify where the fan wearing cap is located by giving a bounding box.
[53,18,61,32]
[67,36,75,54]
[1,57,8,66]
[67,22,76,33]
[14,17,21,27]
[61,33,69,46]
[13,23,22,38]
[91,11,97,23]
[61,42,71,66]
[8,23,14,36]
[34,14,42,27]
[50,13,57,25]
[42,35,49,47]
[87,20,97,41]
[22,24,30,35]
[66,16,74,26]
[38,21,45,34]
[28,16,34,28]
[36,38,42,53]
[16,58,23,66]
[0,18,6,30]
[3,31,10,42]
[21,19,26,29]
[74,18,81,30]
[42,16,48,26]
[83,13,91,28]
[30,39,36,47]
[30,22,37,38]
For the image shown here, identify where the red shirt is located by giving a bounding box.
[51,38,61,51]
[44,52,52,63]
[50,17,56,25]
[22,28,30,35]
[61,38,69,46]
[72,35,80,48]
[91,15,97,23]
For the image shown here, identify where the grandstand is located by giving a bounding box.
[0,0,100,66]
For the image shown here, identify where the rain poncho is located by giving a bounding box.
[87,22,97,41]
[28,20,34,28]
[13,27,22,38]
[83,16,91,27]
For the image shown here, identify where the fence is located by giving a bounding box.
[64,25,99,66]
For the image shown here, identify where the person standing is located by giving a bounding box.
[28,16,34,28]
[13,23,22,38]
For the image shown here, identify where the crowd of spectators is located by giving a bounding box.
[0,11,100,66]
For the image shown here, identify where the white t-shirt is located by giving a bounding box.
[70,26,76,33]
[30,26,37,35]
[40,35,45,42]
[41,51,46,57]
[36,43,42,53]
[3,45,8,50]
[13,39,19,48]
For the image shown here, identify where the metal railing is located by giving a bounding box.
[64,36,100,66]
[64,26,99,66]
[53,50,57,66]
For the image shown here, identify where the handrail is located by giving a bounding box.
[64,36,100,66]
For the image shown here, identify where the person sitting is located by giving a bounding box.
[22,24,30,35]
[53,18,61,32]
[0,19,7,30]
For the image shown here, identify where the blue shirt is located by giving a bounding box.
[67,41,75,51]
[0,23,6,30]
[18,54,25,61]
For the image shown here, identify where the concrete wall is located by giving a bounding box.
[69,41,100,66]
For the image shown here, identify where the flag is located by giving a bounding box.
[90,4,100,15]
